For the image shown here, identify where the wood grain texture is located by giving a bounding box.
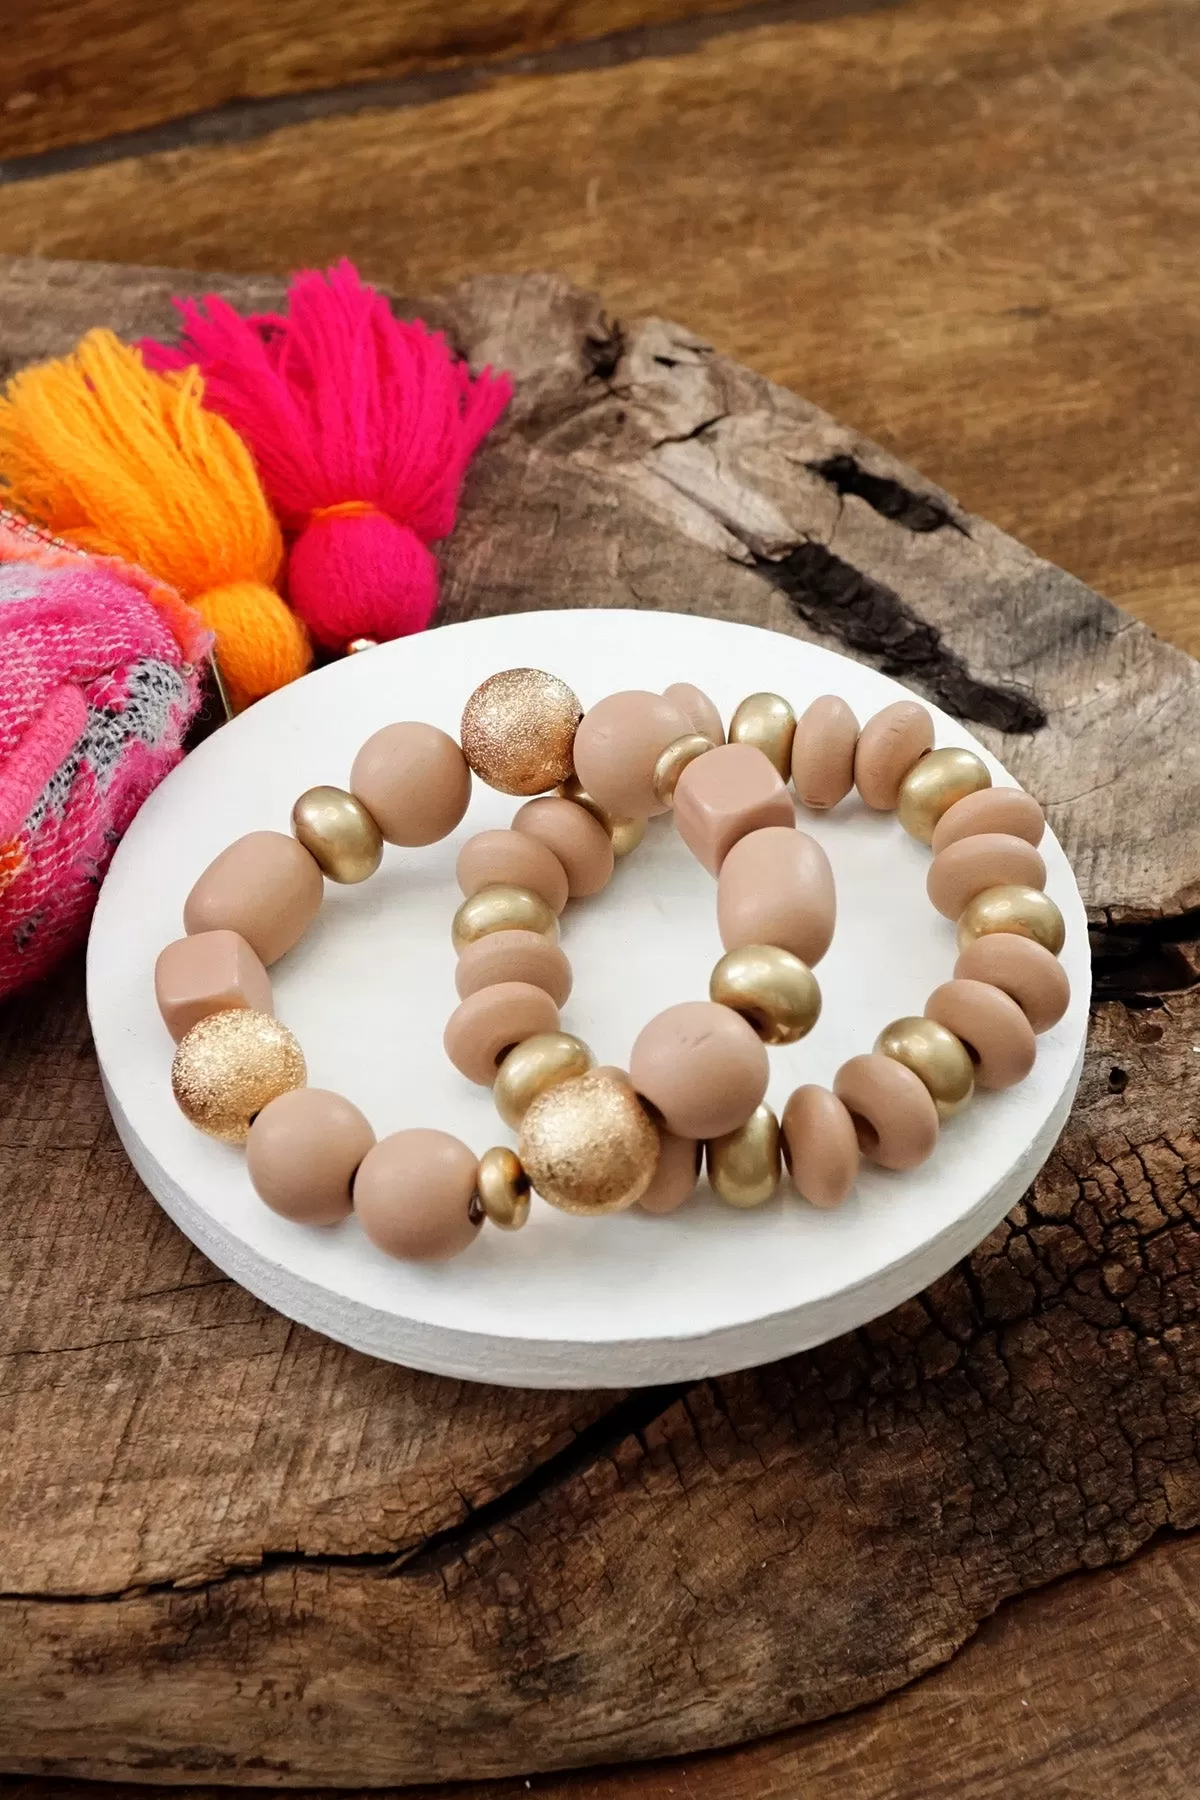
[1,0,1198,659]
[2,253,1200,1783]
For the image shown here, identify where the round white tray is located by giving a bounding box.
[87,609,1090,1389]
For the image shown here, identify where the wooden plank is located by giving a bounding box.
[1,253,1199,1783]
[1,0,1197,658]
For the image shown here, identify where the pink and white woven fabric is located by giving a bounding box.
[0,512,208,999]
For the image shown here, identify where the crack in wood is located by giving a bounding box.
[809,453,964,536]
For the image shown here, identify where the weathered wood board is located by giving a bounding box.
[1,254,1199,1783]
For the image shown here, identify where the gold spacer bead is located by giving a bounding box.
[474,1146,532,1230]
[452,884,559,952]
[493,1032,595,1128]
[292,784,384,884]
[875,1016,974,1119]
[709,944,821,1046]
[706,1103,782,1208]
[897,747,991,845]
[956,883,1066,956]
[171,1009,306,1144]
[460,668,582,796]
[519,1068,660,1214]
[652,732,715,807]
[346,636,379,654]
[728,693,797,780]
[556,776,645,857]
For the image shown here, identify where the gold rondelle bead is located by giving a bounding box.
[556,776,645,857]
[493,1032,595,1128]
[875,1016,974,1119]
[652,733,715,807]
[706,1103,782,1208]
[728,693,797,780]
[709,944,821,1046]
[171,1009,306,1144]
[452,884,560,953]
[292,784,384,884]
[475,1146,532,1230]
[460,668,583,796]
[519,1068,660,1214]
[897,747,992,845]
[956,883,1066,956]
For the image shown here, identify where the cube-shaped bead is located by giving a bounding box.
[155,929,274,1043]
[672,742,795,875]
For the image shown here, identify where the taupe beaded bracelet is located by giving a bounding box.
[156,671,1070,1262]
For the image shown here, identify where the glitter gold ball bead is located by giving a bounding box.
[461,668,583,796]
[518,1069,661,1214]
[171,1009,306,1144]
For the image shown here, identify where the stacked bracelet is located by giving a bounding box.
[156,670,1070,1263]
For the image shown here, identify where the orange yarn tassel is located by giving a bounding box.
[0,330,309,711]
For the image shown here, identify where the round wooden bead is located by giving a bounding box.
[925,979,1037,1090]
[896,746,991,844]
[954,934,1070,1034]
[956,884,1066,956]
[350,722,471,846]
[833,1053,940,1171]
[780,1085,860,1209]
[456,829,570,914]
[673,741,795,876]
[246,1088,374,1225]
[512,796,615,897]
[931,786,1046,854]
[717,826,836,965]
[572,690,692,818]
[853,701,934,810]
[926,833,1047,920]
[638,1130,701,1214]
[291,785,383,884]
[443,982,561,1086]
[454,931,573,1007]
[707,1104,782,1208]
[183,830,323,966]
[170,1010,306,1144]
[630,1000,769,1140]
[155,929,273,1044]
[459,668,582,796]
[791,695,858,810]
[353,1129,481,1261]
[663,682,725,746]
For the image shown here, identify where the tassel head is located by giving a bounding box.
[289,511,438,650]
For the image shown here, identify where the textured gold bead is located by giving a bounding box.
[519,1069,660,1214]
[556,776,645,857]
[474,1146,532,1230]
[171,1010,306,1144]
[452,885,559,952]
[957,883,1066,956]
[292,784,383,884]
[493,1032,595,1128]
[651,733,714,806]
[875,1016,974,1119]
[461,668,582,796]
[709,944,821,1046]
[728,693,796,780]
[896,747,991,844]
[706,1103,782,1208]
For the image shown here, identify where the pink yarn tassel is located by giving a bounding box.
[141,261,512,650]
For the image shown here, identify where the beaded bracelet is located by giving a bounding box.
[156,670,1070,1262]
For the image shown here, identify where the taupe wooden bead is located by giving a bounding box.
[791,695,859,810]
[350,721,471,846]
[292,785,383,884]
[630,1000,769,1140]
[456,828,570,914]
[443,982,561,1086]
[513,796,615,896]
[673,742,795,876]
[454,930,573,1007]
[833,1053,940,1171]
[247,1088,374,1225]
[717,825,836,966]
[896,746,991,844]
[663,682,725,746]
[781,1085,860,1209]
[183,830,323,966]
[493,1031,594,1128]
[953,934,1070,1033]
[451,884,559,952]
[707,1103,782,1208]
[353,1129,482,1261]
[854,701,934,810]
[572,689,692,818]
[931,785,1045,853]
[155,929,273,1044]
[926,979,1037,1090]
[927,833,1047,920]
[638,1130,702,1214]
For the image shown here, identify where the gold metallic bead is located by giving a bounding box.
[519,1068,660,1214]
[493,1032,595,1128]
[875,1015,974,1119]
[346,636,378,654]
[706,1103,782,1208]
[291,784,384,884]
[956,883,1066,956]
[171,1009,306,1144]
[461,668,582,796]
[556,775,645,857]
[474,1146,532,1231]
[896,747,991,844]
[709,944,821,1046]
[728,693,796,780]
[651,732,715,806]
[452,884,559,952]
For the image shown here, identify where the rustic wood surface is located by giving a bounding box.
[1,252,1199,1789]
